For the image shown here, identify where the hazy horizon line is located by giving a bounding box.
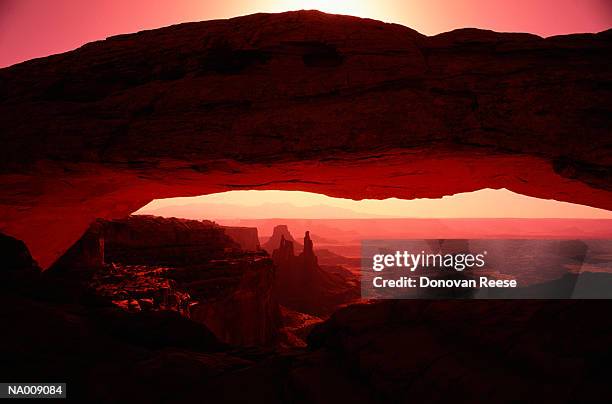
[133,214,612,221]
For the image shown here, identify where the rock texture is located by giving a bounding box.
[222,226,261,251]
[272,229,359,316]
[48,215,282,346]
[187,254,281,346]
[51,222,106,270]
[3,220,612,402]
[101,215,241,265]
[3,293,612,403]
[0,11,610,267]
[307,299,612,403]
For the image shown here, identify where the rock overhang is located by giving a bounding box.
[0,10,610,268]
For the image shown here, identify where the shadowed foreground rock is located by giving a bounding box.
[3,230,611,403]
[308,299,612,403]
[2,293,611,403]
[0,11,610,267]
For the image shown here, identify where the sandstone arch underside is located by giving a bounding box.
[0,11,610,268]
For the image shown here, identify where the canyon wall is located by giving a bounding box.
[222,226,261,251]
[101,216,240,265]
[49,215,282,345]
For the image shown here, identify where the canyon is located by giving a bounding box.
[47,215,283,346]
[44,215,358,347]
[0,10,611,403]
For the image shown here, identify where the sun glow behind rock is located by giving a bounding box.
[2,1,610,68]
[262,0,379,19]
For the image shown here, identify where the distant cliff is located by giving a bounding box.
[263,225,299,253]
[222,226,261,251]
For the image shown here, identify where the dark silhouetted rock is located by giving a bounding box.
[272,227,359,316]
[3,293,612,403]
[487,271,612,299]
[0,232,41,291]
[0,232,38,271]
[51,221,105,271]
[263,225,299,253]
[102,215,240,266]
[186,253,282,346]
[307,299,612,403]
[0,11,610,268]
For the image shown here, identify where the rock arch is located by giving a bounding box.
[0,11,610,267]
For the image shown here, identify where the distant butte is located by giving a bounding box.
[0,10,610,267]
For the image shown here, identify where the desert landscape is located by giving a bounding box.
[1,5,611,403]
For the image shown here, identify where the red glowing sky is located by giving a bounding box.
[1,0,611,68]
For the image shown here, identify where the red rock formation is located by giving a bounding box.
[302,231,317,267]
[48,215,282,345]
[272,235,296,263]
[89,264,193,316]
[188,254,281,346]
[279,306,323,348]
[6,291,612,403]
[307,300,612,403]
[222,226,261,251]
[272,228,359,316]
[263,225,298,254]
[101,215,240,266]
[3,228,612,402]
[51,221,105,270]
[0,11,610,268]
